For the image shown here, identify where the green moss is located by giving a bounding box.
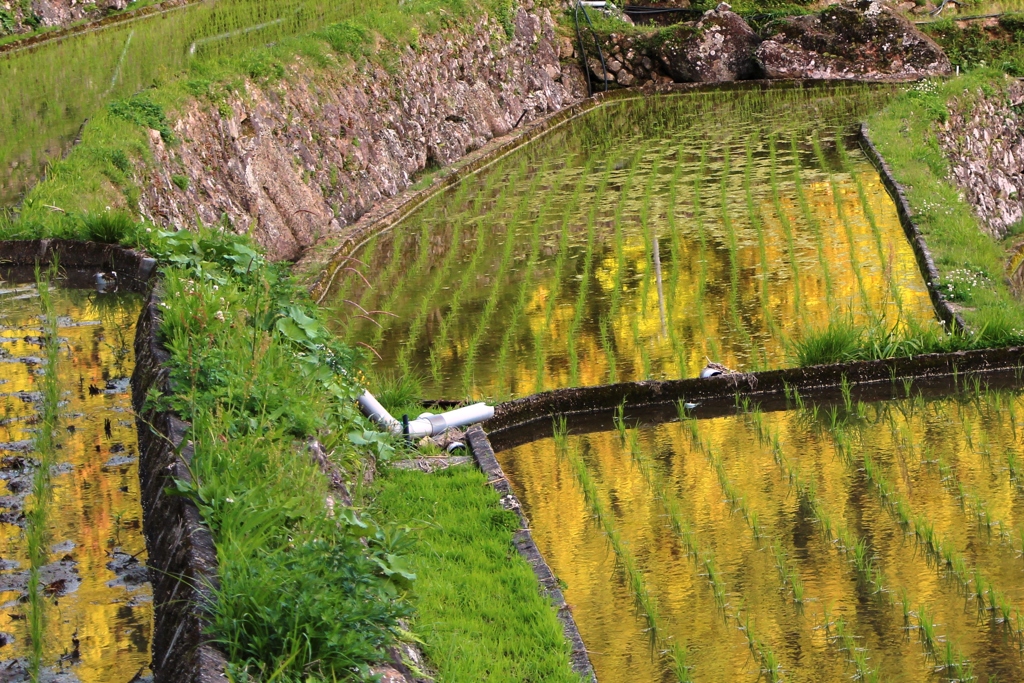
[372,466,583,683]
[923,15,1024,76]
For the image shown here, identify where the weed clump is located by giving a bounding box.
[107,94,173,143]
[80,210,140,244]
[150,227,412,680]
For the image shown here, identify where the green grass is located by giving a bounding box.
[140,227,414,681]
[371,465,582,683]
[1,0,533,213]
[923,14,1024,76]
[866,73,1024,348]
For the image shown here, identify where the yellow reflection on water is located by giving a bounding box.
[0,286,150,681]
[498,389,1024,682]
[333,89,936,400]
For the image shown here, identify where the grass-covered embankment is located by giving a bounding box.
[373,465,582,682]
[863,72,1024,346]
[0,0,530,232]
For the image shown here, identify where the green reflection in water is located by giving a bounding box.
[329,86,936,401]
[499,388,1024,683]
[0,285,150,682]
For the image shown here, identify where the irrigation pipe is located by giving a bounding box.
[357,390,493,438]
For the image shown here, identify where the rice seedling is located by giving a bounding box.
[459,163,557,395]
[533,168,592,393]
[566,179,600,387]
[790,133,835,310]
[812,133,873,320]
[720,142,754,354]
[692,141,721,361]
[25,265,62,679]
[767,134,804,323]
[745,135,778,339]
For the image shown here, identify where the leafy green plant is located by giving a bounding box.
[108,93,173,142]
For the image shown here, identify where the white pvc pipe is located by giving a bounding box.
[357,390,494,438]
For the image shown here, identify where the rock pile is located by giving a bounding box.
[937,80,1024,238]
[584,0,952,88]
[756,0,952,81]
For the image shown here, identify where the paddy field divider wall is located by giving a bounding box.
[858,122,968,332]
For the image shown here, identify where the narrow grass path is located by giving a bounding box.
[372,465,582,683]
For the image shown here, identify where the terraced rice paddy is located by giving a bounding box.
[330,86,937,401]
[0,281,149,682]
[0,0,363,202]
[502,386,1024,682]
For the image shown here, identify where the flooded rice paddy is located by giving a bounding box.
[0,281,150,682]
[0,0,368,203]
[330,86,936,401]
[500,387,1024,682]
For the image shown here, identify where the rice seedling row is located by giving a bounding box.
[458,167,547,394]
[25,267,61,680]
[812,134,874,321]
[552,419,694,683]
[789,135,836,311]
[825,420,1024,651]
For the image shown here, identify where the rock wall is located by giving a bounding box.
[585,1,951,89]
[0,0,127,35]
[140,6,586,261]
[937,79,1024,238]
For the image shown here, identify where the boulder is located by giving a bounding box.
[658,7,762,82]
[755,0,952,81]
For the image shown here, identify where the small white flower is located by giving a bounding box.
[225,497,235,503]
[214,311,225,322]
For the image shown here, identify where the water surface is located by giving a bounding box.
[0,283,150,682]
[330,87,936,401]
[499,388,1024,682]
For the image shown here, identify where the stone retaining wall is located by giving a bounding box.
[131,292,228,683]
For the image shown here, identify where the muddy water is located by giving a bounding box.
[0,283,150,682]
[330,86,936,401]
[498,388,1024,682]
